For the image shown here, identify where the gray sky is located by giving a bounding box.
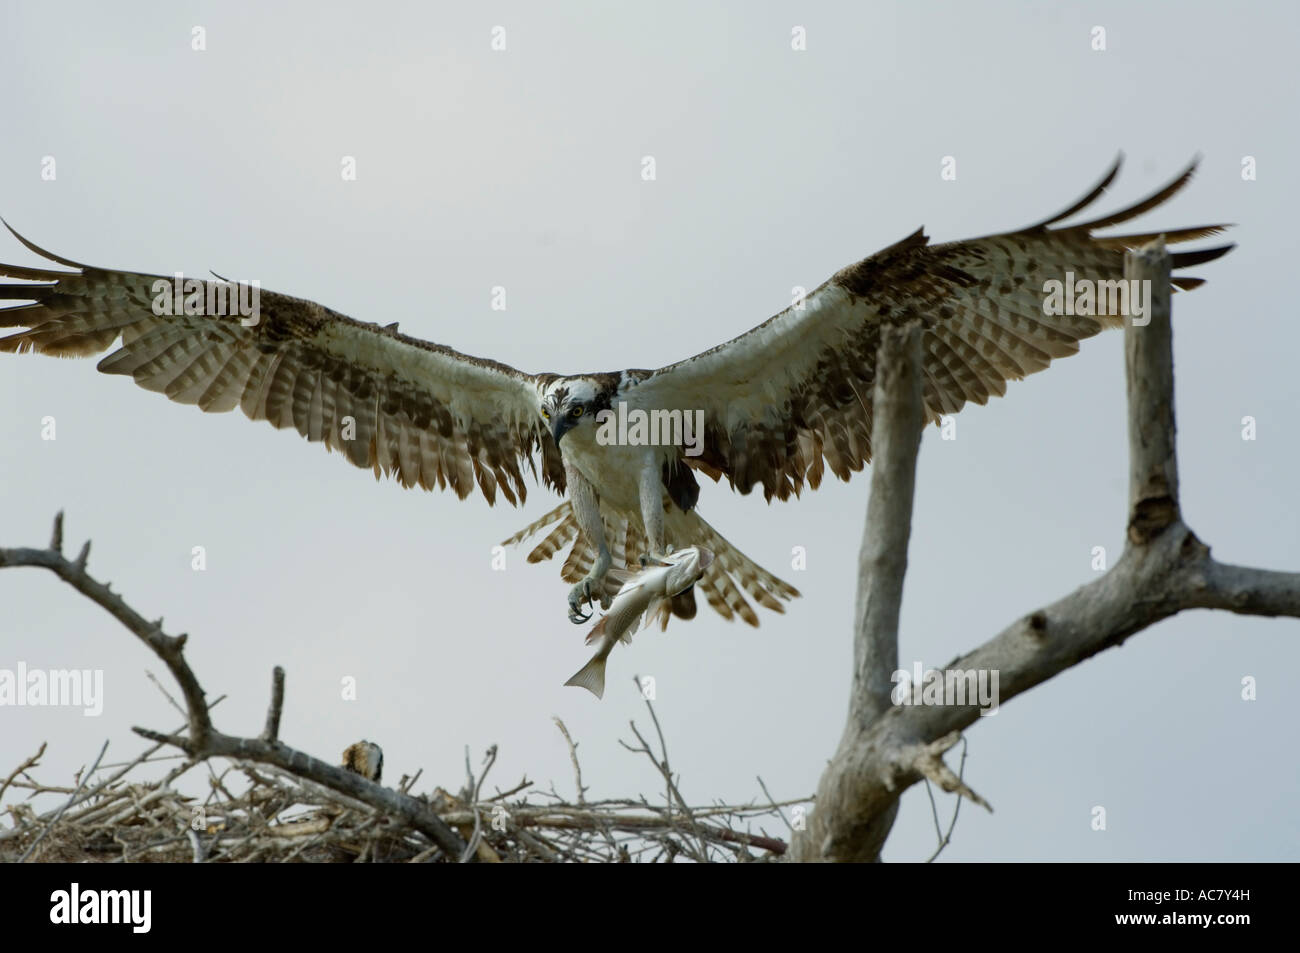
[1,1,1296,861]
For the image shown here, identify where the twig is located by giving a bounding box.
[756,775,794,833]
[553,717,587,805]
[924,736,970,862]
[458,745,499,863]
[0,743,46,807]
[18,739,109,862]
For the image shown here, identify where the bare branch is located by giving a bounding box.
[262,667,285,743]
[553,717,587,806]
[0,536,212,748]
[907,732,990,812]
[790,323,924,862]
[853,322,924,725]
[1125,237,1179,543]
[458,745,501,863]
[756,775,794,833]
[789,244,1300,862]
[0,520,469,859]
[0,743,46,807]
[18,739,109,863]
[923,735,970,863]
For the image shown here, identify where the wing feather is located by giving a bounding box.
[0,228,565,504]
[630,157,1234,500]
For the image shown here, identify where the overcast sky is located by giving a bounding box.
[1,1,1296,861]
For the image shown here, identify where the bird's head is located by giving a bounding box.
[540,378,603,450]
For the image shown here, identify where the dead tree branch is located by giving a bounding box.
[0,520,469,859]
[789,241,1300,862]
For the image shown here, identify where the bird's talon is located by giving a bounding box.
[567,580,595,624]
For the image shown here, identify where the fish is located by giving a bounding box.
[564,546,714,698]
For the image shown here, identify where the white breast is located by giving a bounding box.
[561,426,661,510]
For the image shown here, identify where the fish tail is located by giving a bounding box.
[564,655,607,698]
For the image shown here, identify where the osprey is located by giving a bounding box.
[0,158,1231,625]
[341,740,384,783]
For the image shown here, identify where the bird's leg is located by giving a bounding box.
[566,463,613,624]
[568,543,611,624]
[637,458,670,567]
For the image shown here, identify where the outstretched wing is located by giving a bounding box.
[0,227,564,505]
[628,157,1235,502]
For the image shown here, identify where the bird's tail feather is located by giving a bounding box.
[502,502,569,551]
[503,501,798,628]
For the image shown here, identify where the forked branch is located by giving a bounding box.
[789,241,1300,862]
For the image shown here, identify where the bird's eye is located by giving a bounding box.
[570,406,584,418]
[541,409,550,420]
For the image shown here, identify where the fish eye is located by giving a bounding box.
[570,406,584,418]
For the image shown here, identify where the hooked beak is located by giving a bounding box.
[549,415,567,452]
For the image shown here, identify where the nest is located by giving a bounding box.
[1,725,801,863]
[0,515,804,863]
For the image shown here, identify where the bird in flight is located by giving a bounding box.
[0,157,1231,626]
